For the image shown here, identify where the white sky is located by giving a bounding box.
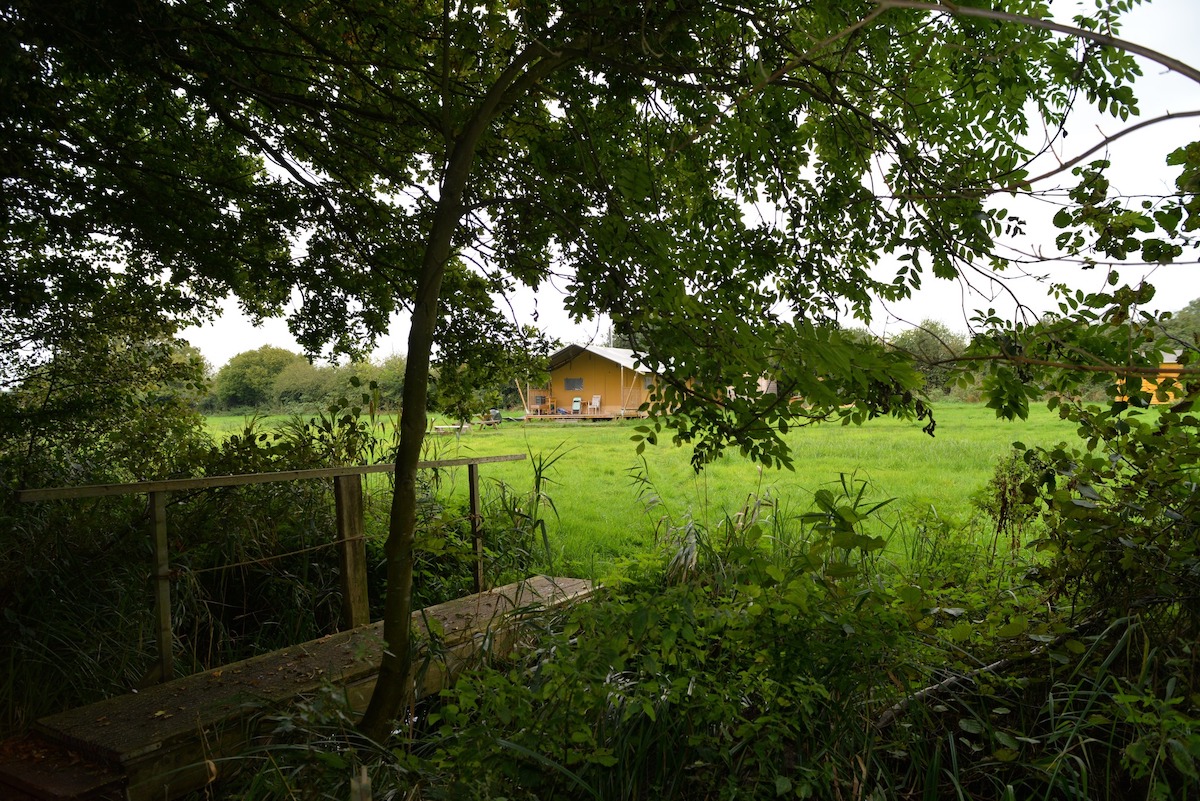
[867,0,1200,339]
[183,0,1200,369]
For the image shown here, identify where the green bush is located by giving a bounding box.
[227,451,1200,800]
[229,479,946,800]
[0,415,348,735]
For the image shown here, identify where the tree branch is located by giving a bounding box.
[1023,109,1200,187]
[943,352,1200,377]
[874,1,1200,87]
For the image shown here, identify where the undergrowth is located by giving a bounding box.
[5,382,1198,800]
[221,434,1199,800]
[0,383,550,737]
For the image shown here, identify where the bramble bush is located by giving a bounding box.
[222,476,1045,800]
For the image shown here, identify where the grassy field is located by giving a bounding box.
[206,403,1078,576]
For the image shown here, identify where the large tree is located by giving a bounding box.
[212,345,306,409]
[1161,296,1200,344]
[890,320,969,394]
[3,0,1196,738]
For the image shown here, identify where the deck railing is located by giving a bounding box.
[14,454,526,683]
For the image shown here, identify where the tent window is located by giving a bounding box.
[564,377,583,391]
[644,376,654,390]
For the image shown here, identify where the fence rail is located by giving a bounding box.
[15,454,527,683]
[14,454,525,501]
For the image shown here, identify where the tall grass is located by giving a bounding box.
[227,446,1197,800]
[209,403,1075,577]
[220,470,1054,800]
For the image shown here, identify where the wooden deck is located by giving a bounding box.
[0,576,593,801]
[523,410,639,422]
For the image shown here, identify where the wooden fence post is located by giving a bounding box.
[149,491,173,683]
[469,462,483,594]
[334,474,371,629]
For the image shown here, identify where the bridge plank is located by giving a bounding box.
[16,576,592,801]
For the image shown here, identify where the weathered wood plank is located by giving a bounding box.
[333,474,371,630]
[149,492,172,683]
[0,734,124,800]
[25,576,592,801]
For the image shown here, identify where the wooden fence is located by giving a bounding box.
[14,454,526,683]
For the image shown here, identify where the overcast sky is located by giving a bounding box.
[183,0,1200,369]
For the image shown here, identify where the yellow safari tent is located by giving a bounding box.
[519,345,656,419]
[1139,352,1185,404]
[1114,351,1191,405]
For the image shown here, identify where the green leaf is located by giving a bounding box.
[615,159,655,211]
[994,731,1019,749]
[312,751,348,770]
[641,699,657,722]
[996,617,1028,638]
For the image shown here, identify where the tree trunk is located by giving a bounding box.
[356,190,458,741]
[357,46,568,741]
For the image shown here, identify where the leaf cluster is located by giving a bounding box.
[8,0,1193,469]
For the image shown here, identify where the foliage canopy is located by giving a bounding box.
[5,0,1195,452]
[1161,296,1200,344]
[3,0,1197,735]
[212,346,306,409]
[889,320,969,395]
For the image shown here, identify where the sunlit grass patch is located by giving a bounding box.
[207,402,1075,576]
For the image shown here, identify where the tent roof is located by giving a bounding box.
[548,344,649,373]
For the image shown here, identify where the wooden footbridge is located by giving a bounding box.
[0,456,594,801]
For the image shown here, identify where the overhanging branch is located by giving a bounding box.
[874,0,1200,87]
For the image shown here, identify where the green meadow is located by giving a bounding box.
[206,402,1077,574]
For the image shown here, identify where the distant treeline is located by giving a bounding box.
[199,345,520,414]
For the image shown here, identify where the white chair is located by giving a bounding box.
[588,395,601,415]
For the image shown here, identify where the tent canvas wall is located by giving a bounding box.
[522,345,655,417]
